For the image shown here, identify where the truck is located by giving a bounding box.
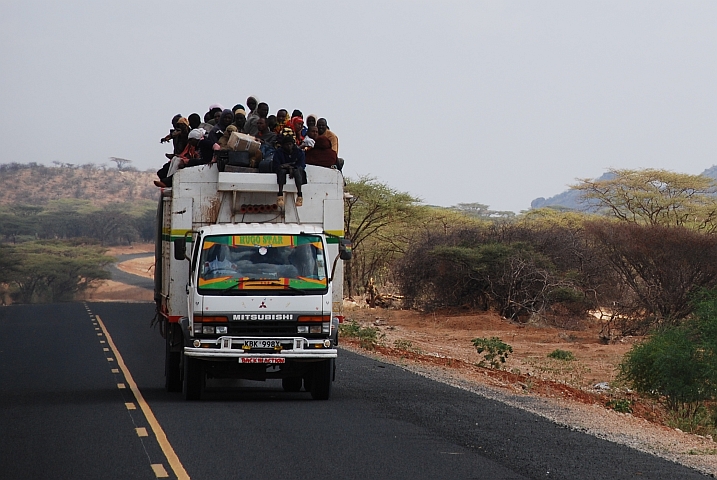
[154,163,351,400]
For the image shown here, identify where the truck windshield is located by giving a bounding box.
[197,234,328,294]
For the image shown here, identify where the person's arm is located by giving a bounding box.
[294,146,306,169]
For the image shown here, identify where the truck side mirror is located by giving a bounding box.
[339,239,353,261]
[174,238,187,260]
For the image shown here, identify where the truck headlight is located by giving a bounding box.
[215,326,228,334]
[202,326,215,334]
[297,325,309,333]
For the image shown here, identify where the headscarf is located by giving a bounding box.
[234,108,246,117]
[176,117,190,129]
[289,116,305,144]
[188,128,206,140]
[279,126,296,142]
[208,103,224,111]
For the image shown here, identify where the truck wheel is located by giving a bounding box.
[310,359,333,400]
[282,377,303,392]
[165,329,181,392]
[182,354,203,401]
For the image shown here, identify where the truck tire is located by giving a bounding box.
[165,327,182,392]
[182,354,203,401]
[310,359,333,400]
[282,377,303,392]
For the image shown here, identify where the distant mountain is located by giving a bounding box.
[531,167,717,211]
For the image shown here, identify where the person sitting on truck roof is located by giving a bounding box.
[160,115,190,159]
[305,135,338,169]
[273,109,289,134]
[154,128,220,188]
[306,115,317,129]
[244,102,268,136]
[160,114,181,145]
[208,109,234,144]
[188,113,201,130]
[317,118,339,154]
[255,117,277,146]
[273,133,306,208]
[307,125,319,141]
[266,114,278,134]
[246,96,258,117]
[233,110,246,132]
[290,116,305,144]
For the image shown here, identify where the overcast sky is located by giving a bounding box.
[1,1,715,212]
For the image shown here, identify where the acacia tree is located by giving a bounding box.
[343,177,419,298]
[2,241,113,303]
[571,168,717,231]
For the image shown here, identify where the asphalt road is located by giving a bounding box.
[0,302,708,479]
[108,252,155,290]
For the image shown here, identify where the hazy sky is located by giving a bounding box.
[1,1,715,212]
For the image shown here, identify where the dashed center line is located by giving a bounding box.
[151,464,169,478]
[136,427,149,437]
[95,314,190,480]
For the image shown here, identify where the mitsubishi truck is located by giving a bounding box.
[154,163,351,400]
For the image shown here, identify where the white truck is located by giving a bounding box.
[154,163,351,400]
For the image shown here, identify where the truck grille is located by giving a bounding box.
[228,321,297,336]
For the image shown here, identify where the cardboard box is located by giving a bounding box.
[228,132,261,155]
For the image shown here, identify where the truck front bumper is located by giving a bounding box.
[184,336,337,360]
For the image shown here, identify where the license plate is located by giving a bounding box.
[243,340,281,348]
[240,357,285,364]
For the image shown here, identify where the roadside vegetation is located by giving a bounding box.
[344,168,717,430]
[7,163,717,431]
[0,162,156,304]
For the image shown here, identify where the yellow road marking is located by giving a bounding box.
[103,348,109,352]
[136,427,149,437]
[107,358,114,362]
[97,333,103,336]
[100,340,106,344]
[111,369,119,374]
[96,315,190,480]
[117,383,126,389]
[151,464,169,478]
[125,402,136,410]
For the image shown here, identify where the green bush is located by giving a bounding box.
[606,399,632,414]
[472,337,513,369]
[619,288,717,420]
[547,349,575,361]
[339,320,385,350]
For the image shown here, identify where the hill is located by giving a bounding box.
[531,166,717,211]
[0,163,159,206]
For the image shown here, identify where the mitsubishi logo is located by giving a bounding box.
[259,301,267,309]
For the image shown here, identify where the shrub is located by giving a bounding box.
[547,349,575,361]
[393,339,413,350]
[472,337,512,369]
[606,399,632,414]
[339,320,385,350]
[619,289,717,420]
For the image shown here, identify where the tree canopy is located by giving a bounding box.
[571,168,717,231]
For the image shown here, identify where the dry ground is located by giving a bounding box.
[94,245,717,475]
